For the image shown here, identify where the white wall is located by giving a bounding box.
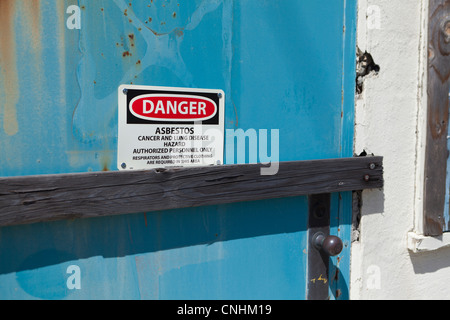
[351,0,450,299]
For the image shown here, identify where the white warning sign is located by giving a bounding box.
[117,85,225,171]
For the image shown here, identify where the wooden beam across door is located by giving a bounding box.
[0,157,383,227]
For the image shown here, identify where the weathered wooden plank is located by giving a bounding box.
[0,157,383,227]
[423,0,450,236]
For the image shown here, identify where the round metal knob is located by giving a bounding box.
[312,233,343,257]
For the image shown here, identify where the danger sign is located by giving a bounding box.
[118,85,225,171]
[129,95,217,122]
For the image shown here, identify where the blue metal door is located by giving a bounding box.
[0,0,357,300]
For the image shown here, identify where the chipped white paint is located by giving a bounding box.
[351,0,450,300]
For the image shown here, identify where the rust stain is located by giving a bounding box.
[174,28,184,37]
[100,153,111,172]
[0,0,19,136]
[147,27,165,36]
[55,0,67,124]
[26,0,42,50]
[0,0,44,136]
[128,33,135,48]
[101,152,110,171]
[145,26,185,38]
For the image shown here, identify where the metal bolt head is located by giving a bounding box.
[217,92,223,99]
[123,88,128,95]
[369,163,376,170]
[121,163,127,169]
[364,174,370,182]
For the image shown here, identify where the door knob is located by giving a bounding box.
[312,233,343,257]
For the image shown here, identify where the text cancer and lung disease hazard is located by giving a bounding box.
[118,85,225,171]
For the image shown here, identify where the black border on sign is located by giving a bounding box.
[126,89,221,125]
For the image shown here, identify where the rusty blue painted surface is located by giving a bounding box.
[0,0,356,299]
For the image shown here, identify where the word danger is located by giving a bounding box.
[130,95,217,122]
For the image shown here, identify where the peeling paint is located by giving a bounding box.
[0,0,357,300]
[71,0,225,146]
